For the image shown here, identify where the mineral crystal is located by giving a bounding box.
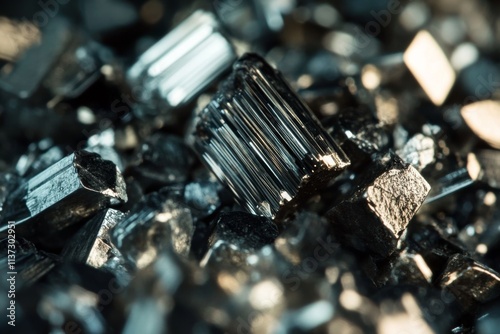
[326,152,430,257]
[62,208,131,284]
[404,30,456,106]
[0,150,127,248]
[439,254,500,305]
[0,1,499,333]
[194,53,350,220]
[127,10,237,116]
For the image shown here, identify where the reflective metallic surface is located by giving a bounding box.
[127,10,237,117]
[0,1,500,333]
[194,53,349,220]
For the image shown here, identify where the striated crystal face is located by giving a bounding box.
[194,53,349,220]
[127,10,237,115]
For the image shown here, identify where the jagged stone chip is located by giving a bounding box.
[0,150,127,248]
[326,152,430,258]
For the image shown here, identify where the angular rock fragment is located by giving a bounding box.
[397,124,475,203]
[461,100,500,149]
[326,106,389,171]
[326,152,430,258]
[404,30,456,106]
[0,151,127,248]
[439,254,500,305]
[398,133,437,173]
[62,208,131,284]
[201,211,279,267]
[194,53,350,220]
[112,188,194,270]
[127,10,236,117]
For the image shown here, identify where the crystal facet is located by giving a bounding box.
[326,152,431,257]
[1,151,127,248]
[194,53,350,220]
[127,10,237,116]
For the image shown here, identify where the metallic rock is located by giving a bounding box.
[326,152,431,258]
[0,150,127,248]
[397,124,475,204]
[62,208,131,284]
[398,133,437,172]
[326,106,389,171]
[194,53,350,220]
[439,254,500,305]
